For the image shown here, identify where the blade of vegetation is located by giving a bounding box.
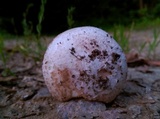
[36,0,47,56]
[67,6,75,28]
[20,0,47,61]
[113,25,130,53]
[0,36,13,76]
[139,41,147,53]
[148,28,160,58]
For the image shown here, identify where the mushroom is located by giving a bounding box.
[42,26,127,103]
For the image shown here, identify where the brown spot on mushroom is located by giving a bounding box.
[70,47,85,60]
[102,50,108,56]
[78,71,92,84]
[98,68,112,79]
[84,45,89,50]
[51,68,77,101]
[90,40,99,47]
[97,77,109,90]
[88,49,101,61]
[112,53,120,63]
[92,75,96,79]
[72,75,75,78]
[106,34,109,37]
[90,42,93,45]
[110,66,115,70]
[70,47,76,55]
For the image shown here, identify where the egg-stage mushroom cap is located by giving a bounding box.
[42,26,127,103]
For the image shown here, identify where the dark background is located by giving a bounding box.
[0,0,160,35]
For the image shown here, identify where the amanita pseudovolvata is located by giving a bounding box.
[42,26,127,103]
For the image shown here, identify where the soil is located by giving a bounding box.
[0,28,160,119]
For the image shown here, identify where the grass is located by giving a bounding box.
[21,3,34,57]
[0,36,13,76]
[138,41,147,53]
[108,18,160,58]
[133,18,160,30]
[36,0,47,51]
[111,24,134,53]
[0,0,47,76]
[136,27,160,59]
[148,28,160,58]
[67,6,75,28]
[20,0,47,61]
[0,36,7,65]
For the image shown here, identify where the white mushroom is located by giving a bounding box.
[42,26,127,103]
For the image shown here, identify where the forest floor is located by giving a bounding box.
[0,28,160,119]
